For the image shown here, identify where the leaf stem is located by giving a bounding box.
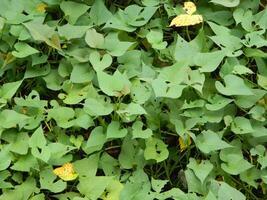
[186,26,191,41]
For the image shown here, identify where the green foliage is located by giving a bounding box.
[0,0,267,199]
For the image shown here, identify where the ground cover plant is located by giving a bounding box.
[0,0,267,199]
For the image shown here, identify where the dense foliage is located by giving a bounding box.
[0,0,267,199]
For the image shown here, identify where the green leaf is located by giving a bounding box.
[0,178,38,200]
[60,1,90,24]
[249,105,266,122]
[58,24,90,40]
[10,24,31,40]
[185,169,205,195]
[59,82,91,105]
[184,69,205,93]
[2,131,29,155]
[24,64,50,79]
[144,137,169,162]
[232,64,254,75]
[152,78,186,98]
[255,8,267,30]
[132,121,153,139]
[194,51,225,72]
[187,158,214,183]
[0,17,5,31]
[208,22,242,56]
[47,143,75,165]
[146,29,167,50]
[104,5,157,32]
[84,96,113,116]
[11,153,39,172]
[220,140,253,175]
[29,194,45,200]
[240,168,261,188]
[217,182,246,200]
[67,48,91,62]
[100,153,120,176]
[174,35,201,65]
[130,79,151,104]
[235,89,266,108]
[97,70,131,97]
[12,42,39,58]
[84,126,106,154]
[77,176,113,199]
[24,19,61,50]
[215,74,253,96]
[0,147,12,171]
[231,117,254,134]
[210,0,240,7]
[47,106,75,128]
[151,178,168,193]
[89,0,112,26]
[74,154,99,178]
[29,126,51,162]
[106,121,128,139]
[118,136,137,169]
[104,32,134,56]
[40,167,66,193]
[257,74,267,90]
[70,62,94,83]
[234,8,254,29]
[119,169,151,199]
[0,109,29,129]
[29,126,46,148]
[85,29,104,49]
[243,30,267,48]
[43,69,64,90]
[117,103,147,122]
[206,95,233,111]
[89,51,112,72]
[196,130,231,154]
[244,48,267,58]
[100,180,124,200]
[0,80,22,103]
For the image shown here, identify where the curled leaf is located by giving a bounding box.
[53,163,78,181]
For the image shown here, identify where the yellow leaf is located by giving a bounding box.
[170,14,203,27]
[53,163,78,181]
[183,1,197,15]
[36,3,47,13]
[179,135,192,152]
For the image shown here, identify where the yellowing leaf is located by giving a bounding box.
[179,135,192,152]
[49,34,61,50]
[3,52,16,67]
[183,1,197,15]
[101,180,124,200]
[170,14,203,27]
[53,163,78,181]
[36,3,47,13]
[258,98,266,106]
